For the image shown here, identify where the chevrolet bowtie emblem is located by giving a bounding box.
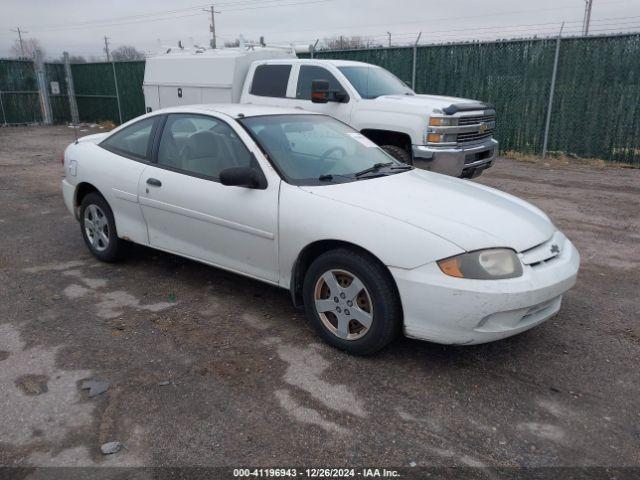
[479,122,488,133]
[550,244,560,254]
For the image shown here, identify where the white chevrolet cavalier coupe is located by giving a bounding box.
[62,105,580,355]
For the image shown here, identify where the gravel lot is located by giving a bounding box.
[0,126,638,473]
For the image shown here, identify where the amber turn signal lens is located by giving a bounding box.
[438,258,464,278]
[427,133,442,143]
[429,117,445,126]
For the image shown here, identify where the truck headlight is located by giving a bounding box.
[427,132,456,143]
[438,249,523,279]
[429,117,456,126]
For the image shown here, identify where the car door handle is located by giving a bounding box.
[146,178,162,187]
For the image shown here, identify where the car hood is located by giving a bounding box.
[301,169,555,253]
[367,94,481,115]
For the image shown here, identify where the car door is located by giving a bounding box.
[292,64,354,124]
[96,115,160,244]
[138,112,280,283]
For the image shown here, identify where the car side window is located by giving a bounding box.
[157,113,253,180]
[250,64,292,98]
[100,117,156,160]
[296,66,346,100]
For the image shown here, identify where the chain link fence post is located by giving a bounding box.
[411,32,422,91]
[0,90,6,126]
[111,61,123,125]
[33,50,53,125]
[63,52,80,124]
[542,23,564,159]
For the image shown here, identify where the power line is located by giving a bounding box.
[15,0,334,33]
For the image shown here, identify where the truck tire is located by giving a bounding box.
[302,248,402,355]
[381,145,412,164]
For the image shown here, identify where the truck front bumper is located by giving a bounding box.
[412,138,498,178]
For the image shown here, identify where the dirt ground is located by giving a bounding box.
[0,126,638,475]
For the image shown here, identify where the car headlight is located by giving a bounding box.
[437,249,523,279]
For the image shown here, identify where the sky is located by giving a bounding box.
[1,0,639,59]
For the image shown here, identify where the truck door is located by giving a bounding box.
[290,65,354,124]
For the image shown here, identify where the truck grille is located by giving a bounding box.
[457,129,495,143]
[456,113,496,144]
[458,114,496,126]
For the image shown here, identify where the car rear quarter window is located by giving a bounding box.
[100,117,156,160]
[250,64,292,98]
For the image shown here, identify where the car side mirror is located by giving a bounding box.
[220,166,261,189]
[311,79,330,103]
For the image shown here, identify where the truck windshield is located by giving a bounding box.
[338,66,414,99]
[239,114,410,186]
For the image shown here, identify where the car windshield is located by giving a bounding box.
[338,66,414,99]
[239,115,410,186]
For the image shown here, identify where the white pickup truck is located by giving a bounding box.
[143,47,498,178]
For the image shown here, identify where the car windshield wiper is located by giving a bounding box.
[354,162,393,177]
[318,174,335,181]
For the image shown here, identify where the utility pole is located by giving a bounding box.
[104,36,111,61]
[387,31,392,47]
[582,0,593,35]
[10,27,27,57]
[203,5,220,49]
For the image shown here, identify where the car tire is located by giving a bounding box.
[79,192,124,262]
[381,145,412,164]
[302,248,402,355]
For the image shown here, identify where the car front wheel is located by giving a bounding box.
[302,249,402,355]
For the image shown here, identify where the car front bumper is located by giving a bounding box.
[412,138,498,178]
[390,234,580,345]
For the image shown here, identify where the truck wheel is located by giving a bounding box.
[302,248,402,355]
[79,192,124,263]
[381,145,412,164]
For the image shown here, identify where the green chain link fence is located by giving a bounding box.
[0,58,145,126]
[0,59,41,124]
[1,33,639,164]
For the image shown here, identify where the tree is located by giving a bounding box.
[9,37,45,59]
[58,54,86,64]
[223,38,259,48]
[111,45,145,61]
[322,35,374,50]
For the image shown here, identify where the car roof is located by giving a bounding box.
[154,104,322,118]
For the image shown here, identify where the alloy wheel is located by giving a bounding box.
[313,269,373,340]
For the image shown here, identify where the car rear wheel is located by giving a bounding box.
[80,192,124,262]
[381,145,412,164]
[302,249,401,355]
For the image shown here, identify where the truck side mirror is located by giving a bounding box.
[311,80,330,104]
